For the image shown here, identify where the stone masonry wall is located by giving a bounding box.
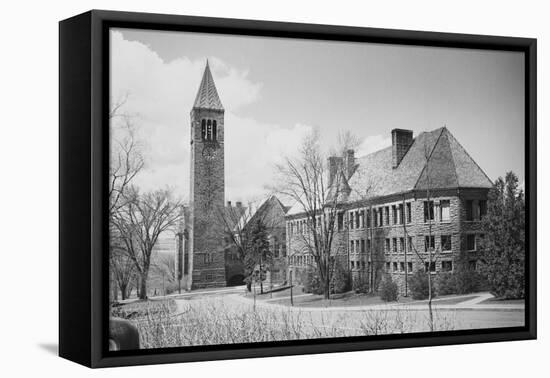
[286,188,489,295]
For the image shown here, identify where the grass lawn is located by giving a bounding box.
[411,295,478,306]
[110,298,177,320]
[478,297,525,305]
[261,289,415,308]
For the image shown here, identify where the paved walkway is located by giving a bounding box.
[231,292,524,313]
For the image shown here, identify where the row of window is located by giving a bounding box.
[289,254,315,267]
[287,199,487,238]
[350,233,482,255]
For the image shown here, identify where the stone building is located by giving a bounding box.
[225,196,290,287]
[286,127,492,294]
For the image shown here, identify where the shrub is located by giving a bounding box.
[436,272,456,296]
[409,270,433,300]
[353,275,370,294]
[454,269,483,294]
[330,262,351,294]
[302,269,323,295]
[379,275,398,302]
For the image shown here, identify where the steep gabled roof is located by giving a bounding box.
[347,127,492,202]
[234,195,288,231]
[193,60,224,111]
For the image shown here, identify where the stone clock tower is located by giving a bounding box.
[189,61,226,289]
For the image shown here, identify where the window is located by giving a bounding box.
[207,119,212,140]
[361,239,365,253]
[479,200,487,219]
[386,262,391,271]
[440,200,450,222]
[373,209,378,227]
[337,212,344,231]
[392,205,397,225]
[398,204,404,224]
[385,238,390,253]
[366,209,371,228]
[400,262,405,272]
[424,201,434,222]
[212,120,217,141]
[466,200,474,221]
[281,243,287,257]
[393,262,398,272]
[442,261,453,272]
[469,260,477,270]
[408,236,413,252]
[467,234,476,251]
[349,211,355,230]
[273,238,280,258]
[392,238,398,253]
[367,239,372,252]
[399,237,405,253]
[350,241,354,253]
[424,235,435,252]
[407,262,413,273]
[406,202,412,223]
[385,207,390,225]
[379,209,384,227]
[356,211,361,229]
[351,261,355,270]
[425,261,436,272]
[441,235,452,252]
[361,261,366,270]
[201,119,207,139]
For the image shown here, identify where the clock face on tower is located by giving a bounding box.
[202,144,217,160]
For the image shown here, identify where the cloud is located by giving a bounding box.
[356,134,392,156]
[110,31,309,202]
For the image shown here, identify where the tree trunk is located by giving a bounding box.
[139,274,148,300]
[428,271,434,331]
[120,282,128,300]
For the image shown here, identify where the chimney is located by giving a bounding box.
[327,156,343,186]
[227,201,232,207]
[391,129,413,168]
[236,201,242,208]
[345,149,355,179]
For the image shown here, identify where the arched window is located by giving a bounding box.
[201,119,206,140]
[212,120,217,141]
[207,120,212,140]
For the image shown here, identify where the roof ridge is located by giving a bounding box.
[412,127,445,190]
[446,128,494,186]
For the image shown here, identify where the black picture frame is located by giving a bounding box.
[59,9,537,368]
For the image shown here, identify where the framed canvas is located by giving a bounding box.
[59,10,537,368]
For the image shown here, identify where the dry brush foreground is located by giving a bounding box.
[112,296,459,349]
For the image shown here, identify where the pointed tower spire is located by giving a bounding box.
[193,60,224,111]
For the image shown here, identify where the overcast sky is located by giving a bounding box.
[110,28,525,204]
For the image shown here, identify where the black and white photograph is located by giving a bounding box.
[107,26,528,351]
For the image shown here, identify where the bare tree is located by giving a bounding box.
[275,130,349,299]
[112,188,183,300]
[401,139,442,331]
[109,241,136,301]
[109,119,145,215]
